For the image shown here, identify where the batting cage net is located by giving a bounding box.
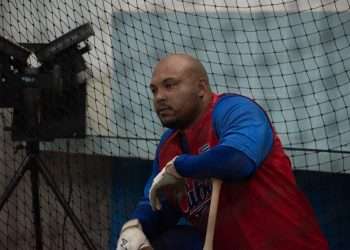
[0,0,349,249]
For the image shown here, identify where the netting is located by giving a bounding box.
[0,0,350,249]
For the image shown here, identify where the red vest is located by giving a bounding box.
[158,94,329,250]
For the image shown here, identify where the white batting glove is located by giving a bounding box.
[149,157,185,211]
[116,219,153,250]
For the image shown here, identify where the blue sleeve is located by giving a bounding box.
[175,145,256,181]
[175,95,273,181]
[213,95,273,166]
[129,130,181,240]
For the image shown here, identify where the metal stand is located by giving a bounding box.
[0,141,97,250]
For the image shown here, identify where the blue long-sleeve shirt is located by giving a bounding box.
[130,94,273,239]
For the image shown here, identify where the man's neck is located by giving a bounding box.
[179,93,214,132]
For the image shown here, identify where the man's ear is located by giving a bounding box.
[197,78,209,98]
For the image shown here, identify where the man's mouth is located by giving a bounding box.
[157,106,173,115]
[157,105,171,112]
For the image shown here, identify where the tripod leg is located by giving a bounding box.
[0,155,30,210]
[0,155,43,250]
[36,157,97,250]
[30,158,43,250]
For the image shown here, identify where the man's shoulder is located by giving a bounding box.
[154,129,176,159]
[214,93,259,116]
[213,93,271,129]
[216,93,256,107]
[159,128,176,146]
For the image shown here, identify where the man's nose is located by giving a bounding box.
[154,89,166,102]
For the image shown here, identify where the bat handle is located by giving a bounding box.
[203,178,223,250]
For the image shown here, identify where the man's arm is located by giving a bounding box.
[174,95,274,181]
[126,129,182,240]
[174,145,256,181]
[129,159,182,239]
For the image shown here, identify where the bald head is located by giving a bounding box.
[150,53,213,129]
[153,53,209,84]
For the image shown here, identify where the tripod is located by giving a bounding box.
[0,141,97,250]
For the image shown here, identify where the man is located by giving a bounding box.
[117,53,329,250]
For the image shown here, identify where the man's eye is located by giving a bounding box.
[165,83,175,89]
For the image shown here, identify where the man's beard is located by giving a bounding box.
[160,117,190,129]
[160,119,180,129]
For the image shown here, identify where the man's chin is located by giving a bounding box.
[161,118,189,130]
[160,118,179,129]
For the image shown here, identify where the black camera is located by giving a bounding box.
[0,23,94,141]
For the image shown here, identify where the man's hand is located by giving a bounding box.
[116,219,153,250]
[149,157,185,211]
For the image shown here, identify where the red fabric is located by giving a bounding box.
[158,94,329,250]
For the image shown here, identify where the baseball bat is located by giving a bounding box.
[203,178,223,250]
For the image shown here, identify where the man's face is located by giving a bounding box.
[150,59,204,129]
